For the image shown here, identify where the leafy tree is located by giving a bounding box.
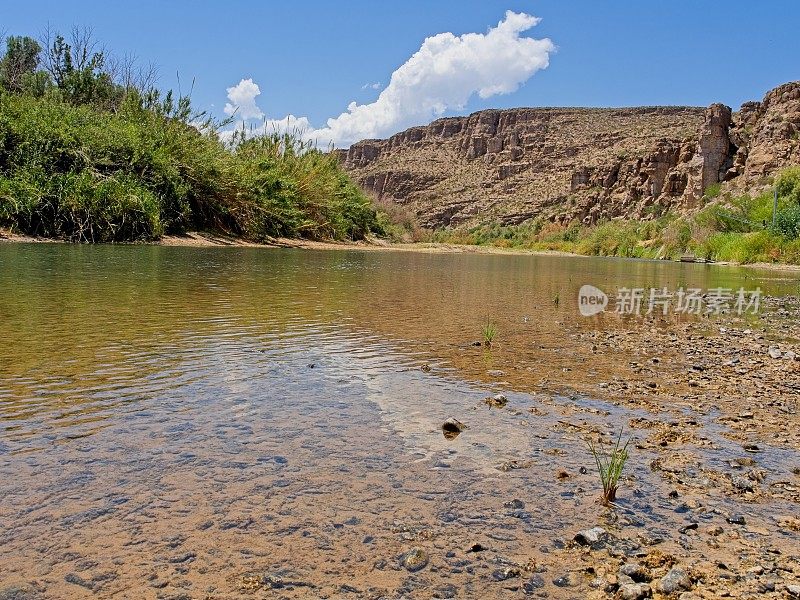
[0,36,42,93]
[42,28,120,107]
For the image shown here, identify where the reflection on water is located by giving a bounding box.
[0,244,798,598]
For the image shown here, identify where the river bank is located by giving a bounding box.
[4,226,800,273]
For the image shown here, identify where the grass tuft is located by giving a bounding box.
[481,316,497,347]
[587,429,631,505]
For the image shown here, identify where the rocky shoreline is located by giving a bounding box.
[457,295,800,599]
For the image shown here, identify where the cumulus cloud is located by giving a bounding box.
[361,82,382,90]
[223,78,264,120]
[222,11,554,147]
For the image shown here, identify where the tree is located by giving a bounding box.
[0,36,42,92]
[41,26,119,107]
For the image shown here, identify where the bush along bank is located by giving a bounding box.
[0,32,383,243]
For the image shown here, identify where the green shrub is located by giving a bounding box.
[0,91,381,242]
[771,204,800,238]
[776,166,800,204]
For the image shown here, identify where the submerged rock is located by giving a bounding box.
[441,418,467,440]
[484,394,508,408]
[522,575,546,594]
[491,567,520,582]
[401,547,429,572]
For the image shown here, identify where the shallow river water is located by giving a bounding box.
[1,244,798,599]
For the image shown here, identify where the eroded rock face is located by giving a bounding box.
[340,81,800,229]
[739,82,800,182]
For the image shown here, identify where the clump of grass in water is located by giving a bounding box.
[587,430,631,505]
[482,317,497,347]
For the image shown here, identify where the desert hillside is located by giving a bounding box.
[340,82,800,229]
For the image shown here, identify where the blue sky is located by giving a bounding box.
[3,1,798,145]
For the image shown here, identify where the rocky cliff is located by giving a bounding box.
[339,82,800,228]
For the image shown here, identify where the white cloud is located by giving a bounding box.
[223,78,264,120]
[361,82,382,90]
[221,11,554,147]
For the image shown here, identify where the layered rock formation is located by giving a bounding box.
[340,82,800,228]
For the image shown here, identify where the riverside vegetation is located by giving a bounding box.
[0,31,383,243]
[3,30,800,267]
[433,168,800,264]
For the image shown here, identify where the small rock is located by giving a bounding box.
[503,499,525,510]
[574,527,609,549]
[618,583,652,600]
[442,418,467,440]
[727,514,746,525]
[522,575,546,594]
[620,563,652,583]
[657,566,692,595]
[491,567,520,582]
[768,347,782,359]
[432,584,458,599]
[786,584,800,598]
[552,575,571,588]
[484,394,508,408]
[732,476,755,493]
[401,547,429,572]
[679,523,698,534]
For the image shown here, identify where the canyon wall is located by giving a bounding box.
[339,82,800,228]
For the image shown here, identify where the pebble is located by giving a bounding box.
[657,566,692,595]
[522,575,546,594]
[484,394,508,407]
[727,514,746,525]
[491,567,520,582]
[618,583,652,600]
[441,418,467,439]
[401,547,429,572]
[574,527,609,549]
[620,563,652,583]
[432,583,458,598]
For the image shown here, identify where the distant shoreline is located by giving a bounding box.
[4,228,800,273]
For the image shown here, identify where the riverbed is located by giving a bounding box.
[1,244,798,599]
